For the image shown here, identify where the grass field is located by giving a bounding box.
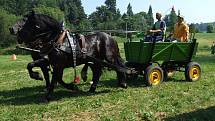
[0,33,215,121]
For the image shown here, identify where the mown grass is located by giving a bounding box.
[0,33,215,121]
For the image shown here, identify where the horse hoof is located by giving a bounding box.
[31,72,43,80]
[40,95,50,103]
[89,87,96,93]
[71,85,81,93]
[71,89,82,93]
[119,83,127,89]
[45,95,51,102]
[42,98,49,103]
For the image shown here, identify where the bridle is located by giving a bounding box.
[27,28,61,50]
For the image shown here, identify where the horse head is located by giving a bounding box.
[10,11,62,45]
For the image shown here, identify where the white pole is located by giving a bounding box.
[126,21,128,41]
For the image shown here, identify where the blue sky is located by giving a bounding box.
[82,0,215,24]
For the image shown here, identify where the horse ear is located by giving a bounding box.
[31,10,35,16]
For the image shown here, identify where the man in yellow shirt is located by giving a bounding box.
[172,15,189,42]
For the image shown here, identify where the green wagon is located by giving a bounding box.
[124,39,201,86]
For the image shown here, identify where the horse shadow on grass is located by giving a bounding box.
[126,76,191,86]
[0,76,194,106]
[163,106,215,121]
[0,85,111,106]
[164,77,189,83]
[98,77,147,89]
[0,77,145,106]
[97,76,189,90]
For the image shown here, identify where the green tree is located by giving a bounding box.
[127,3,133,17]
[168,7,177,32]
[163,15,169,27]
[33,0,58,8]
[88,12,99,29]
[105,0,116,14]
[96,6,111,22]
[58,0,87,29]
[146,5,154,29]
[0,9,20,47]
[189,23,197,33]
[207,24,214,33]
[0,0,31,16]
[133,12,148,31]
[114,9,122,29]
[115,8,121,20]
[125,3,134,30]
[33,6,64,21]
[89,4,120,30]
[104,0,121,29]
[89,6,104,29]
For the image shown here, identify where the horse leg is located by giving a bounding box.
[46,67,62,101]
[89,64,102,93]
[116,71,127,88]
[30,53,50,90]
[40,65,50,90]
[81,64,89,82]
[27,59,47,80]
[105,55,127,88]
[116,57,127,88]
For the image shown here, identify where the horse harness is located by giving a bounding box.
[26,28,91,70]
[45,30,87,79]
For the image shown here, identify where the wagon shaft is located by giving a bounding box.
[16,45,40,53]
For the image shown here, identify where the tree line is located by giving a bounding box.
[0,0,210,47]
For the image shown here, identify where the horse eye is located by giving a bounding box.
[35,25,40,29]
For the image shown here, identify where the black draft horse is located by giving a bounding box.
[10,11,127,99]
[11,19,52,91]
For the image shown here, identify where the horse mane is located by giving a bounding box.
[34,14,61,32]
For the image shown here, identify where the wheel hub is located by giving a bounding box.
[190,66,200,80]
[150,70,161,85]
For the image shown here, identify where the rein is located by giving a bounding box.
[35,30,54,38]
[24,27,80,80]
[27,30,60,50]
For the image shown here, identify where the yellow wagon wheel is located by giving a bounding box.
[144,65,164,86]
[185,62,201,81]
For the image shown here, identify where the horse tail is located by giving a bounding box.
[101,33,125,68]
[111,36,126,67]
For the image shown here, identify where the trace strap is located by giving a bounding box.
[66,31,77,79]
